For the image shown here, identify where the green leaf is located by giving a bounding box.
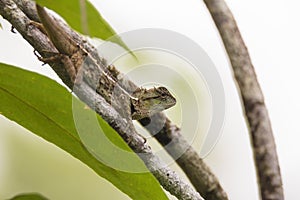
[8,193,48,200]
[0,63,168,200]
[35,0,134,56]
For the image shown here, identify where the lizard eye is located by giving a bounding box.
[161,94,168,99]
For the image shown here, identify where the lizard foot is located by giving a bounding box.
[10,26,16,33]
[33,49,62,65]
[28,20,47,35]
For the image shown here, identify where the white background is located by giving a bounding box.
[0,0,299,199]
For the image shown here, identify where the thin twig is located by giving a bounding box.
[0,0,204,199]
[203,0,284,199]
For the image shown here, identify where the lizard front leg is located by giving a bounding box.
[113,92,147,144]
[34,50,77,83]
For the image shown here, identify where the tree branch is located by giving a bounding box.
[145,114,228,200]
[1,0,229,199]
[203,0,284,199]
[14,2,228,200]
[0,0,204,199]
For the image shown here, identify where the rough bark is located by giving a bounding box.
[0,1,204,199]
[203,0,284,199]
[0,0,230,199]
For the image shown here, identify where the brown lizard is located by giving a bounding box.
[35,4,176,120]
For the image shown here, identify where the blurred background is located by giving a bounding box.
[0,0,299,199]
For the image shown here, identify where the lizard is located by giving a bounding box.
[34,4,176,120]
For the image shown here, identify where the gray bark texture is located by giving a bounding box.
[203,0,284,199]
[0,0,230,199]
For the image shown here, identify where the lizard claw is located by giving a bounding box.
[10,26,16,33]
[33,50,41,59]
[33,50,47,65]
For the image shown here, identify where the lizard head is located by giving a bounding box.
[150,86,177,109]
[131,86,176,120]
